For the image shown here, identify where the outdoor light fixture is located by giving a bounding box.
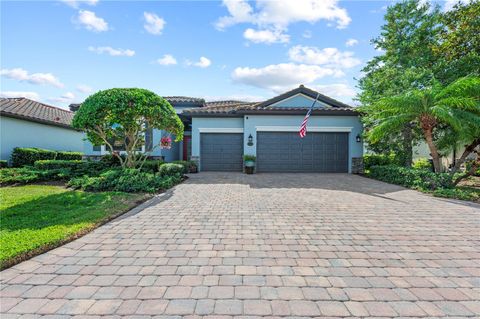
[247,134,254,146]
[356,134,362,143]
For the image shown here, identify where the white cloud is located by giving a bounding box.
[0,91,40,100]
[186,56,212,68]
[156,54,177,66]
[204,94,265,102]
[216,0,351,32]
[313,83,356,102]
[48,92,76,104]
[0,68,64,88]
[243,28,289,44]
[143,12,165,35]
[288,45,361,68]
[61,0,98,9]
[76,10,109,32]
[232,63,342,93]
[345,38,358,47]
[76,84,93,94]
[88,46,135,57]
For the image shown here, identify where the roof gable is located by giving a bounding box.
[270,93,330,108]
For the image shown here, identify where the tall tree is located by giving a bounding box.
[364,76,480,174]
[357,0,442,166]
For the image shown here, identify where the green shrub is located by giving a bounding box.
[433,188,480,201]
[34,160,84,170]
[0,160,8,168]
[243,155,256,162]
[363,154,400,170]
[100,154,126,167]
[412,158,433,171]
[368,165,453,190]
[33,160,108,178]
[465,160,480,177]
[139,160,164,173]
[172,160,198,173]
[0,167,41,185]
[68,168,182,193]
[159,163,184,177]
[55,151,83,160]
[11,147,57,167]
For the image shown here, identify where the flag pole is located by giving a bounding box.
[299,92,321,138]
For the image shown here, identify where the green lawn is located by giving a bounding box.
[0,185,149,269]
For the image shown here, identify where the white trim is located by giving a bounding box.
[270,93,328,108]
[255,126,352,132]
[199,128,244,133]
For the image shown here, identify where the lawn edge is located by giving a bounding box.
[0,193,153,270]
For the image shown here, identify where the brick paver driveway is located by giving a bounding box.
[1,173,479,318]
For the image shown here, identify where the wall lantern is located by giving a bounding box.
[247,134,254,146]
[356,134,362,143]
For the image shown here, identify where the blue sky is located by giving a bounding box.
[1,0,455,108]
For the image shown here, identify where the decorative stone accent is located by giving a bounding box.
[352,157,364,174]
[190,156,200,168]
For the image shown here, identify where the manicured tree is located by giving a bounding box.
[73,88,184,168]
[364,76,480,173]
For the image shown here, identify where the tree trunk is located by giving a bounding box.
[451,138,480,174]
[401,124,413,167]
[423,128,442,173]
[454,152,479,185]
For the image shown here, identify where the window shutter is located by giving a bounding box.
[145,128,153,152]
[93,145,101,152]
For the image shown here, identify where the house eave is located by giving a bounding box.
[0,112,81,131]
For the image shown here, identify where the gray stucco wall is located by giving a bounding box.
[0,116,84,161]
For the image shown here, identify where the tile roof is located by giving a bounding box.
[0,98,76,129]
[165,96,206,106]
[183,85,357,116]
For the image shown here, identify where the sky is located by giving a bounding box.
[1,0,460,109]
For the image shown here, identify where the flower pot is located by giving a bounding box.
[245,166,254,174]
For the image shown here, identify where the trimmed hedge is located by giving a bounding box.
[11,148,83,167]
[172,160,198,174]
[159,163,184,177]
[368,165,453,190]
[0,167,69,185]
[433,188,480,201]
[34,160,84,170]
[0,160,8,168]
[139,160,164,173]
[68,168,182,193]
[363,154,400,170]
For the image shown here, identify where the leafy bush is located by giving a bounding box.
[10,148,83,167]
[34,160,84,170]
[11,148,57,167]
[172,160,198,173]
[159,163,184,177]
[368,165,453,190]
[433,188,480,201]
[465,160,480,177]
[100,154,126,167]
[412,158,433,171]
[55,151,83,160]
[68,168,182,193]
[139,160,164,173]
[243,155,256,162]
[0,167,42,185]
[0,160,8,168]
[363,154,400,170]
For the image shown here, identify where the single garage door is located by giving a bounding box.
[201,133,243,171]
[257,132,349,173]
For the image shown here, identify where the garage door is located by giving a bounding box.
[257,132,349,172]
[200,133,243,171]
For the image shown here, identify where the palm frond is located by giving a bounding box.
[367,114,414,143]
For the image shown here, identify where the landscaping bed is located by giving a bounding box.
[0,185,150,269]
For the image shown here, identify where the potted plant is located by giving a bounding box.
[244,155,256,174]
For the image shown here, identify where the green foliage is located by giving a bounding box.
[412,158,433,171]
[368,165,453,190]
[159,163,184,177]
[34,160,84,170]
[0,185,146,268]
[0,160,8,168]
[0,167,43,185]
[72,88,184,168]
[465,160,480,177]
[172,160,198,173]
[243,155,256,162]
[433,187,480,202]
[11,147,57,167]
[68,168,182,193]
[10,148,83,167]
[363,154,399,170]
[140,160,164,173]
[100,154,126,167]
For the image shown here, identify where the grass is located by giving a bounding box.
[0,185,149,269]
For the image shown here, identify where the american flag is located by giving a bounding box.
[299,92,320,138]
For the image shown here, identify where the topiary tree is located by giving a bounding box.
[73,88,184,168]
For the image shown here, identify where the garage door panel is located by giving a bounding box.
[257,132,348,173]
[201,133,243,171]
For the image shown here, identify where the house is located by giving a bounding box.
[0,98,84,161]
[184,85,364,173]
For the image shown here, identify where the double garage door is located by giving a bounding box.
[200,132,349,172]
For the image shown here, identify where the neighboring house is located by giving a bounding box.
[184,85,364,173]
[0,98,84,161]
[73,96,206,162]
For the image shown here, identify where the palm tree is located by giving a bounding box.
[364,76,480,173]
